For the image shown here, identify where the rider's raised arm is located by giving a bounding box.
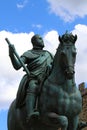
[9,44,27,70]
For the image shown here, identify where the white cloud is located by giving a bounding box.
[17,0,28,9]
[72,24,87,84]
[32,24,43,29]
[43,30,59,54]
[47,0,87,22]
[0,31,34,110]
[0,25,87,110]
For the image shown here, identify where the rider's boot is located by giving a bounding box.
[26,93,39,123]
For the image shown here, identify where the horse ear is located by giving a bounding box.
[74,35,77,44]
[59,36,63,43]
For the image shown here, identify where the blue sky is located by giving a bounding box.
[0,0,87,34]
[0,0,87,130]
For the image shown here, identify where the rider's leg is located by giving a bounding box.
[26,80,39,122]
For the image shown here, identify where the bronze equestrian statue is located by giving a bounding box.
[6,32,82,130]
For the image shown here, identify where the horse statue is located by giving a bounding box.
[7,32,82,130]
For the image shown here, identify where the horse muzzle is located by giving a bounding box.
[64,67,75,79]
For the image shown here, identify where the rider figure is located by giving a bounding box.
[9,34,53,123]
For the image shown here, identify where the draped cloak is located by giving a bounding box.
[16,49,53,108]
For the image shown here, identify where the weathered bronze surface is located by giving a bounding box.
[6,32,83,130]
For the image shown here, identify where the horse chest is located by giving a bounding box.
[57,90,82,116]
[43,86,82,116]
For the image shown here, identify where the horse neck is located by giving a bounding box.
[49,52,65,84]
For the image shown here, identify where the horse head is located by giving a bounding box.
[58,32,77,79]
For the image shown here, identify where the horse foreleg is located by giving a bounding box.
[41,112,68,130]
[67,116,79,130]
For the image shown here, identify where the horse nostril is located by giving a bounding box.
[64,68,75,79]
[70,68,75,74]
[69,70,75,75]
[73,71,75,74]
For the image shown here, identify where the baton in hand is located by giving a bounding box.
[5,38,30,76]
